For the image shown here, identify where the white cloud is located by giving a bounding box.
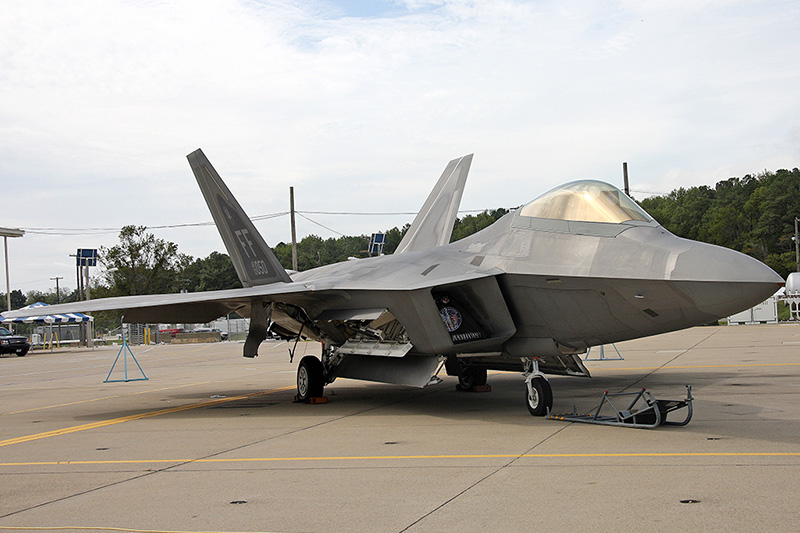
[1,0,799,293]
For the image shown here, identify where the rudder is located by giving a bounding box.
[187,149,292,287]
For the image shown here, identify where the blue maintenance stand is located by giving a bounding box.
[104,320,148,382]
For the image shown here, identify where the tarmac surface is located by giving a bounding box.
[1,324,799,532]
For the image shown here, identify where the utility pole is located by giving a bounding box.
[70,254,81,300]
[622,162,630,197]
[50,277,63,303]
[795,217,799,273]
[84,263,90,300]
[72,249,96,347]
[290,186,298,271]
[51,276,63,343]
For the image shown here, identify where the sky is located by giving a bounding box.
[2,0,799,296]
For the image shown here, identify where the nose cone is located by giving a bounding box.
[671,241,784,318]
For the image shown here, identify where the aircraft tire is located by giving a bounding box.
[458,366,487,391]
[525,377,552,416]
[297,356,325,402]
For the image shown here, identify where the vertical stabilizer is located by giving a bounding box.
[187,149,292,287]
[394,154,473,254]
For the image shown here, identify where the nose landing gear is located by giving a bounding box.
[523,358,552,416]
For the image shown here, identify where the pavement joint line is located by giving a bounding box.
[400,422,572,532]
[3,451,800,466]
[0,385,295,448]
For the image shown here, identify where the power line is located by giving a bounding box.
[19,208,495,236]
[299,209,489,215]
[21,212,291,236]
[296,213,345,236]
[630,189,670,196]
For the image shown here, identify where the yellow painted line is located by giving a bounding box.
[3,451,800,467]
[0,526,266,533]
[490,361,800,376]
[0,381,212,416]
[588,362,800,371]
[0,385,295,448]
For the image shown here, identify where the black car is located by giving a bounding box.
[0,326,30,356]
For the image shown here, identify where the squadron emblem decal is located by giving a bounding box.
[439,306,462,332]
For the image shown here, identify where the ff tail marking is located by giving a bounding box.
[187,149,291,287]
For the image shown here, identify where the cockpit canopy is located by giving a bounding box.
[519,180,653,224]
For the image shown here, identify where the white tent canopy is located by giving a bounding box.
[0,302,93,324]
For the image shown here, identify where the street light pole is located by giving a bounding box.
[4,236,9,312]
[290,186,298,271]
[1,227,24,312]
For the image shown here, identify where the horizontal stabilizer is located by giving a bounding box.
[187,149,291,287]
[395,154,473,254]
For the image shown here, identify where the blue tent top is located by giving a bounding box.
[0,302,93,324]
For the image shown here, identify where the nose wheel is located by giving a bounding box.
[523,358,552,416]
[525,376,553,416]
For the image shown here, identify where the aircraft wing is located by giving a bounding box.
[0,281,315,324]
[3,262,510,357]
[5,150,515,368]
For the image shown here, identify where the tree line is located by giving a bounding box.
[638,168,800,279]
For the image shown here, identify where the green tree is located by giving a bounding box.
[1,289,26,310]
[25,289,59,306]
[272,209,510,271]
[275,234,373,271]
[182,252,241,292]
[100,225,192,296]
[451,209,509,242]
[382,224,409,255]
[639,168,800,279]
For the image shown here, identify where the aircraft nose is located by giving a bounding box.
[671,241,784,317]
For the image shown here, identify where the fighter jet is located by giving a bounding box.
[7,150,783,415]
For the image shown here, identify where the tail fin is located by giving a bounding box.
[394,154,473,254]
[187,149,292,287]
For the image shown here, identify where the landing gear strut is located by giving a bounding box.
[458,365,487,392]
[523,358,552,416]
[296,355,325,402]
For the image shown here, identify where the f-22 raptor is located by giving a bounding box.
[9,150,783,415]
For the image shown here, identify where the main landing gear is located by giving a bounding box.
[457,365,488,392]
[523,358,552,417]
[296,355,325,402]
[293,352,556,417]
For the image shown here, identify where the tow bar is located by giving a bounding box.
[547,385,693,429]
